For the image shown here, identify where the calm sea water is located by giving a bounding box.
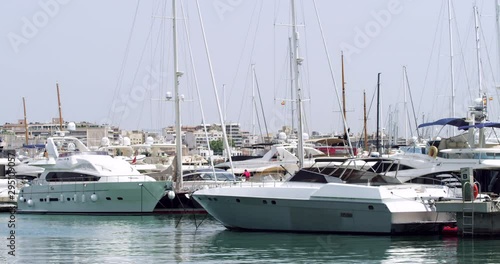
[1,212,500,263]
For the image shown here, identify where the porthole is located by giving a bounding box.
[368,205,374,210]
[106,197,111,200]
[236,199,240,203]
[271,200,276,205]
[262,200,268,204]
[117,197,123,200]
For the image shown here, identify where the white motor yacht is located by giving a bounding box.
[17,138,172,214]
[193,169,456,234]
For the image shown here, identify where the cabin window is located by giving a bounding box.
[46,172,100,182]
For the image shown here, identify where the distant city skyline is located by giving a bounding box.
[2,0,500,139]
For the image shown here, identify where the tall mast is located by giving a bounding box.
[251,64,256,136]
[222,84,226,122]
[173,0,183,191]
[341,51,347,136]
[290,0,304,168]
[496,0,500,81]
[289,37,295,133]
[56,82,63,131]
[474,6,483,97]
[363,90,368,151]
[403,66,408,143]
[376,73,381,153]
[448,0,456,128]
[23,97,28,146]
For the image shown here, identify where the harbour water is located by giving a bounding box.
[2,213,500,263]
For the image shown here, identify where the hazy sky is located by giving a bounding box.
[1,0,499,139]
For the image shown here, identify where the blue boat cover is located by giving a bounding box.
[417,118,468,129]
[458,122,500,130]
[22,144,46,149]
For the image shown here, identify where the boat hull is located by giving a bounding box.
[17,181,169,214]
[193,184,456,234]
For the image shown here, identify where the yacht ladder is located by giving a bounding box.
[461,181,478,237]
[462,201,474,237]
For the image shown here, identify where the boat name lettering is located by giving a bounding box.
[340,212,353,218]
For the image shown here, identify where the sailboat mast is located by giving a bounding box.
[403,66,408,143]
[448,0,456,125]
[363,90,368,151]
[341,51,347,135]
[56,82,63,131]
[289,37,295,133]
[23,97,28,146]
[251,64,256,136]
[290,0,304,168]
[474,6,483,97]
[497,0,500,81]
[376,73,381,153]
[173,0,183,191]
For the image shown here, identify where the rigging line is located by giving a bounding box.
[195,0,235,175]
[419,1,444,118]
[236,64,251,125]
[312,0,354,156]
[179,0,216,173]
[456,9,474,102]
[404,67,420,139]
[254,69,270,142]
[430,9,445,120]
[148,0,167,130]
[253,96,264,143]
[121,14,160,128]
[226,1,261,111]
[109,0,142,124]
[479,16,498,92]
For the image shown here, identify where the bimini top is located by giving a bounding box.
[458,122,500,130]
[417,118,468,129]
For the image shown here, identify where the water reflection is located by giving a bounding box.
[2,213,500,263]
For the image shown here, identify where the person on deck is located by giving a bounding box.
[243,169,250,181]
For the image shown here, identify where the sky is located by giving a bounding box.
[1,0,500,140]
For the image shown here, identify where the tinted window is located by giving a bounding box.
[46,172,100,182]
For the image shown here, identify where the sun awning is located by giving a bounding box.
[417,118,468,129]
[458,122,500,130]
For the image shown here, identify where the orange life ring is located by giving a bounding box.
[473,183,479,200]
[428,146,438,158]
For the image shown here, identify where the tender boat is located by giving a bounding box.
[17,138,172,214]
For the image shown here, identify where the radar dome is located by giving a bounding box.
[302,133,309,141]
[101,137,110,146]
[123,137,131,146]
[278,132,287,140]
[67,142,76,151]
[145,136,154,145]
[67,122,76,131]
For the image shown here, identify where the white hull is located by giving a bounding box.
[194,183,455,234]
[17,181,168,214]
